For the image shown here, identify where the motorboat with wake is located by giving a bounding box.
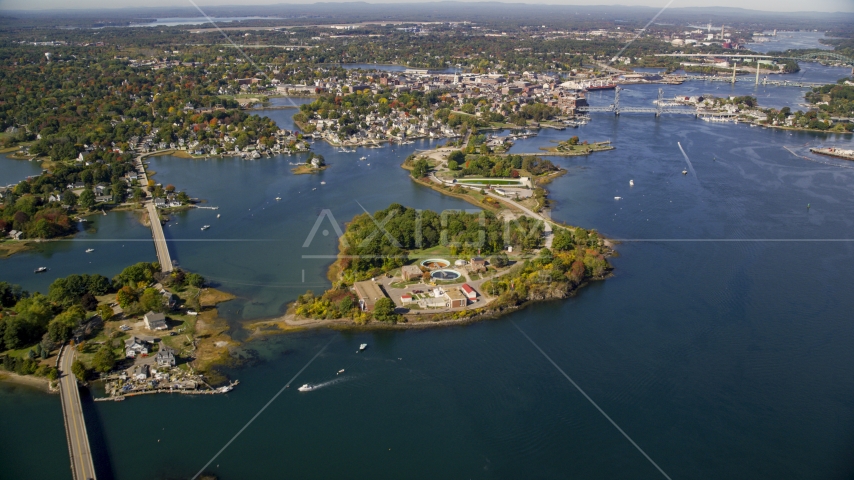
[298,384,315,392]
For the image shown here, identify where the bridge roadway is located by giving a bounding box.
[59,347,97,480]
[147,202,174,273]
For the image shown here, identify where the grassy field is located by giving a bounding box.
[457,179,522,186]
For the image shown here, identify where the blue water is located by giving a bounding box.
[747,30,835,53]
[2,89,854,480]
[0,153,42,186]
[602,62,851,111]
[0,211,155,294]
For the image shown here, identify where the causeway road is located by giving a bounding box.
[146,202,173,273]
[59,347,97,480]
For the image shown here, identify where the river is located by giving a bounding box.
[1,72,854,479]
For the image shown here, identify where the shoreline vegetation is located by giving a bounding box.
[540,139,615,155]
[0,262,239,393]
[254,140,614,333]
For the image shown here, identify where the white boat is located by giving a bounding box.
[682,170,688,175]
[358,343,368,353]
[614,196,622,200]
[218,385,233,393]
[85,248,95,253]
[34,267,47,273]
[337,369,345,375]
[298,384,314,392]
[201,225,211,230]
[216,214,221,218]
[275,197,282,201]
[320,181,326,185]
[629,179,634,187]
[359,156,367,161]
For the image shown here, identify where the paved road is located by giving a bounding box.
[59,347,97,480]
[146,202,173,273]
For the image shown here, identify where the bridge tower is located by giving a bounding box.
[656,88,664,117]
[731,63,737,85]
[614,86,621,116]
[755,63,761,85]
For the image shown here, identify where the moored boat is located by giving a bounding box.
[34,267,47,273]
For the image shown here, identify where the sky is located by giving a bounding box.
[0,0,851,13]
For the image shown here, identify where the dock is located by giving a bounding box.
[93,380,239,402]
[58,346,97,480]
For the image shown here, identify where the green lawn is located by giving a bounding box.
[457,179,522,186]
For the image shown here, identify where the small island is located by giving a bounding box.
[281,197,612,328]
[540,136,615,155]
[291,152,328,174]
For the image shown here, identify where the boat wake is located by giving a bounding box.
[299,376,353,392]
[677,142,697,178]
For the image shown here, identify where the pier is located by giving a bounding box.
[59,346,97,480]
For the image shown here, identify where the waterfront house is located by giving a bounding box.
[132,364,150,381]
[353,280,388,312]
[400,294,413,305]
[160,289,177,310]
[401,265,423,281]
[143,311,168,331]
[155,347,176,367]
[125,336,150,358]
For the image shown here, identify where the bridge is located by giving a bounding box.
[674,74,827,88]
[654,52,854,66]
[135,155,174,273]
[578,87,698,116]
[59,346,97,480]
[655,52,854,83]
[147,202,174,273]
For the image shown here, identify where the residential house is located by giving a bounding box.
[159,289,177,310]
[143,311,168,331]
[132,364,150,380]
[124,336,150,358]
[155,347,176,367]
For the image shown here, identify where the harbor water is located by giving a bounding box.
[1,59,854,478]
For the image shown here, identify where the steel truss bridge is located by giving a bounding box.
[654,52,854,66]
[577,87,699,116]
